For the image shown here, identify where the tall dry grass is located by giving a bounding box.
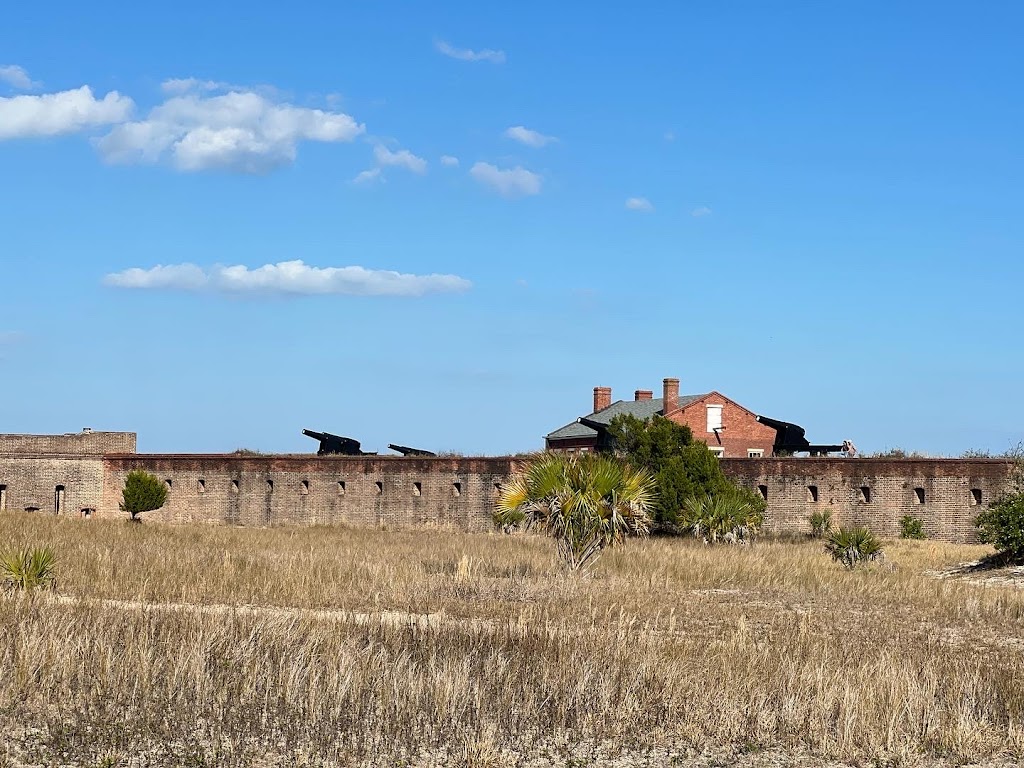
[0,513,1022,766]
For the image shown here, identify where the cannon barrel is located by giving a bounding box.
[302,429,367,456]
[302,429,329,441]
[577,416,610,433]
[388,443,437,457]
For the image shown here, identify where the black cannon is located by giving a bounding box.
[302,429,375,456]
[388,444,437,457]
[755,416,845,456]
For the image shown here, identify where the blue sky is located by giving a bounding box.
[1,1,1022,456]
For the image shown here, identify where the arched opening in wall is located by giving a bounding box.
[197,478,206,494]
[81,508,94,519]
[54,485,65,515]
[165,479,173,490]
[971,488,983,506]
[807,485,818,502]
[859,486,871,503]
[0,485,6,512]
[757,485,768,501]
[231,480,240,494]
[412,482,422,497]
[494,482,502,495]
[375,481,383,495]
[267,479,274,492]
[337,481,346,496]
[300,480,309,495]
[452,482,462,497]
[914,487,925,504]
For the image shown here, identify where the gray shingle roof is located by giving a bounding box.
[545,395,707,441]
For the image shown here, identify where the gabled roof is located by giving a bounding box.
[545,394,707,441]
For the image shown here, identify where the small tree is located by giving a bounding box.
[494,452,656,570]
[120,469,168,522]
[809,509,833,538]
[975,443,1024,561]
[899,515,926,540]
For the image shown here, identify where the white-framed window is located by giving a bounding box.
[747,449,763,458]
[709,446,725,458]
[706,404,723,432]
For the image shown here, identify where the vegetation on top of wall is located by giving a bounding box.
[494,451,655,570]
[120,469,168,522]
[604,414,765,527]
[868,447,930,459]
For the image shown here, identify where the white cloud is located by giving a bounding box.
[469,162,542,198]
[691,206,712,217]
[95,81,364,173]
[160,78,225,95]
[625,197,654,212]
[504,125,557,148]
[373,144,427,174]
[352,167,383,184]
[104,260,471,297]
[0,65,39,90]
[435,40,506,63]
[0,86,134,140]
[440,154,459,167]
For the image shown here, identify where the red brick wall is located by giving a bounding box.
[669,393,776,458]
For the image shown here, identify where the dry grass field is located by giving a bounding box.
[0,513,1023,767]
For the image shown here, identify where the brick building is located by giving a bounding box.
[545,377,780,458]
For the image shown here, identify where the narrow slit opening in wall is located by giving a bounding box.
[198,478,206,494]
[375,481,383,495]
[0,484,6,512]
[267,479,274,492]
[338,481,346,496]
[494,482,502,493]
[300,480,309,495]
[859,486,871,503]
[757,484,768,501]
[55,485,65,515]
[807,485,818,502]
[914,487,925,504]
[971,488,982,506]
[165,478,173,490]
[453,482,462,497]
[412,482,422,497]
[231,480,239,493]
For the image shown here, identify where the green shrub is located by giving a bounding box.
[824,527,883,569]
[899,515,926,540]
[681,488,765,544]
[120,469,168,522]
[975,493,1024,561]
[0,546,57,591]
[809,509,833,538]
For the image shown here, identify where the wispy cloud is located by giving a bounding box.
[691,206,712,217]
[435,40,506,64]
[103,260,471,298]
[0,86,133,140]
[625,197,654,212]
[352,168,383,184]
[469,162,542,198]
[94,79,363,173]
[373,144,427,174]
[440,154,459,167]
[0,331,24,345]
[503,125,557,148]
[0,65,40,90]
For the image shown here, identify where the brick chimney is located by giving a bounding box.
[593,386,612,413]
[634,390,653,401]
[662,378,679,416]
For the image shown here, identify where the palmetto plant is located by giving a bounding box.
[0,546,57,592]
[681,489,765,544]
[494,452,656,570]
[824,526,883,569]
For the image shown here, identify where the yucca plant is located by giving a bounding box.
[824,526,883,569]
[681,488,765,544]
[899,515,926,540]
[0,546,57,592]
[495,452,656,570]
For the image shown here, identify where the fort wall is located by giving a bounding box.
[722,457,1013,543]
[0,431,136,456]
